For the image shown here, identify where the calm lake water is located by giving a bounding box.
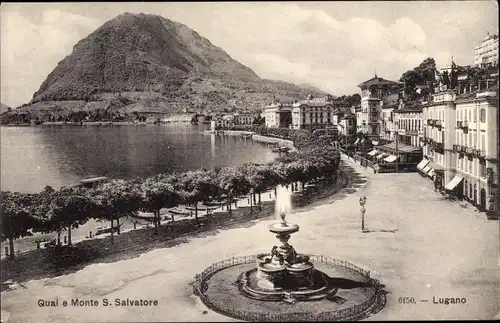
[1,124,276,254]
[1,124,275,193]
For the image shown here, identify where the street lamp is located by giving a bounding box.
[359,196,367,231]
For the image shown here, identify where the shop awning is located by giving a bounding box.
[428,162,445,171]
[417,159,429,171]
[367,149,379,156]
[422,165,432,174]
[445,175,463,191]
[376,153,387,159]
[379,141,422,154]
[384,155,398,163]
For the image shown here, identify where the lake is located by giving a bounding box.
[1,124,275,193]
[0,124,276,254]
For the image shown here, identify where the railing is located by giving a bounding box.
[377,163,418,173]
[193,255,381,322]
[353,155,375,168]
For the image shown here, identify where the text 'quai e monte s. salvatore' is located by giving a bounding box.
[38,298,159,307]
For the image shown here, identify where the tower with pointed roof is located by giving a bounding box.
[356,75,402,139]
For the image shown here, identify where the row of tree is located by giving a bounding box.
[1,132,341,260]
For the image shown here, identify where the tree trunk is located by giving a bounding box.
[153,210,158,234]
[117,217,121,235]
[274,186,277,196]
[110,219,114,243]
[258,192,262,210]
[68,226,72,246]
[171,211,175,223]
[302,182,305,192]
[250,193,253,213]
[195,203,199,225]
[8,237,14,260]
[253,192,257,204]
[228,197,232,216]
[57,231,61,246]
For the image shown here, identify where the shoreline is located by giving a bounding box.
[1,164,352,287]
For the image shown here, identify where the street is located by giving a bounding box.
[1,157,498,322]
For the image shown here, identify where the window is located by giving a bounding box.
[481,135,486,151]
[480,163,486,178]
[480,109,486,122]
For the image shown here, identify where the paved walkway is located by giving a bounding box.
[1,158,498,322]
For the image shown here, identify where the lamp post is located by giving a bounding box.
[359,196,367,231]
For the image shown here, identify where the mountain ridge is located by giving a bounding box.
[1,12,326,123]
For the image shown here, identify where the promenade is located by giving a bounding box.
[1,157,498,322]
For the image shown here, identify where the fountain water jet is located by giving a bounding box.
[275,185,292,219]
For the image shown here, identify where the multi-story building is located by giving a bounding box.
[474,32,499,67]
[337,114,357,136]
[451,90,498,213]
[263,101,293,128]
[357,75,402,138]
[233,112,258,125]
[422,88,498,214]
[421,90,455,186]
[393,105,424,147]
[291,95,350,131]
[379,93,402,141]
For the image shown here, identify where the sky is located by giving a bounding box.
[1,1,498,107]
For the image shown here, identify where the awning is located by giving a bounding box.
[384,155,398,163]
[354,138,360,145]
[445,175,463,191]
[428,162,445,171]
[417,159,429,171]
[367,150,379,156]
[422,165,432,174]
[428,169,435,178]
[376,153,387,159]
[379,141,422,154]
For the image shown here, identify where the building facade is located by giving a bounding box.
[422,89,498,214]
[393,107,424,147]
[263,102,292,128]
[453,91,498,212]
[357,76,402,138]
[291,96,350,131]
[474,33,499,67]
[233,112,258,125]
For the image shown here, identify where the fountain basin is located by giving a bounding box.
[268,223,299,234]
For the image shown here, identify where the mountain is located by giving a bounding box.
[4,13,325,122]
[0,103,11,114]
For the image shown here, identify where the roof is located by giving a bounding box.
[393,107,423,113]
[414,85,430,90]
[357,76,402,88]
[378,142,422,153]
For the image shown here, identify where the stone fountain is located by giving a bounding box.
[239,212,336,303]
[194,184,385,320]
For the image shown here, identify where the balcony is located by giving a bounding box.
[462,121,469,129]
[456,120,463,128]
[427,119,434,126]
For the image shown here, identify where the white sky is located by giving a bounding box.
[1,1,498,107]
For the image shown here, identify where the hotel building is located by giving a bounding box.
[474,32,499,67]
[421,89,498,214]
[290,96,351,131]
[357,75,403,138]
[393,105,424,148]
[263,101,293,128]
